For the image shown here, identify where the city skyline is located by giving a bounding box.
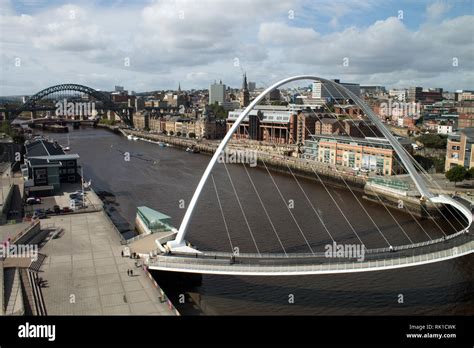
[1,0,473,96]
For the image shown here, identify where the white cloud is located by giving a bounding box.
[258,22,319,46]
[426,1,452,20]
[0,0,472,95]
[257,15,473,80]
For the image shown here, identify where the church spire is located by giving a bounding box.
[240,72,250,107]
[178,82,181,93]
[242,72,248,90]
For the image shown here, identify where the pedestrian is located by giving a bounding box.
[121,250,124,257]
[130,269,133,276]
[127,269,130,276]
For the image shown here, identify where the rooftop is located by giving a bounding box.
[460,128,474,139]
[137,206,171,223]
[25,139,65,157]
[28,158,62,167]
[25,139,79,160]
[309,134,412,146]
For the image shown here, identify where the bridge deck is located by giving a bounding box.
[147,233,473,275]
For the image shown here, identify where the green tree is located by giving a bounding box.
[445,165,467,187]
[0,120,12,134]
[467,167,474,180]
[0,120,24,144]
[415,134,447,149]
[99,118,116,126]
[209,102,227,119]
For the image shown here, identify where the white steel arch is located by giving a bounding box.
[168,75,472,248]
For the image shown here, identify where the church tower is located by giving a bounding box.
[240,72,250,107]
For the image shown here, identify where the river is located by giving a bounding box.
[45,127,473,315]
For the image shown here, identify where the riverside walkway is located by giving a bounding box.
[37,210,179,315]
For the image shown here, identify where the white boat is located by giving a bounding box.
[127,135,133,140]
[61,134,71,151]
[132,136,139,141]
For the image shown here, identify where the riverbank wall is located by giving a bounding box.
[101,125,446,219]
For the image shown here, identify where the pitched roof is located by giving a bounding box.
[25,140,65,157]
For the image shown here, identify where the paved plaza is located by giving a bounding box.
[38,211,177,315]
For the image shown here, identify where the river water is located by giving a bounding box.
[47,128,473,315]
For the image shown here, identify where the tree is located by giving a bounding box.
[415,134,448,149]
[188,132,196,138]
[0,120,12,134]
[99,118,116,126]
[208,102,227,119]
[445,165,467,187]
[169,131,174,136]
[0,120,25,144]
[467,167,474,180]
[176,131,181,137]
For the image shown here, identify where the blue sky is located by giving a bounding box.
[1,0,473,95]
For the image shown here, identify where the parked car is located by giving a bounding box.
[26,197,41,205]
[62,207,72,213]
[70,198,84,208]
[69,191,84,197]
[33,210,47,219]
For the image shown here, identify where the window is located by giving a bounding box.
[35,169,47,184]
[348,153,355,167]
[376,158,384,170]
[324,150,330,163]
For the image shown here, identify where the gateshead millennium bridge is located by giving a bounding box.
[101,76,474,275]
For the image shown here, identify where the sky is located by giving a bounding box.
[0,0,473,95]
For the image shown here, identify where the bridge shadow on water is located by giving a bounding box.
[157,267,474,315]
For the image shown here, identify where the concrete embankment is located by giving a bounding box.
[363,183,441,218]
